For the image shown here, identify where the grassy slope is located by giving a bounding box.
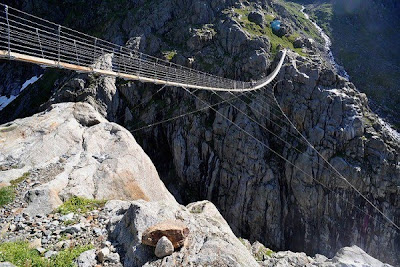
[228,3,313,57]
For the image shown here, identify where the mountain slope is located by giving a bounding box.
[302,0,400,128]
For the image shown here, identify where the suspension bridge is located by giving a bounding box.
[0,2,399,246]
[0,3,286,92]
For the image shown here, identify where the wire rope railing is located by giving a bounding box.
[0,3,286,92]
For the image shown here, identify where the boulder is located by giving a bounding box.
[154,236,174,258]
[104,252,120,264]
[260,245,393,266]
[0,102,176,216]
[28,238,42,249]
[293,37,304,48]
[75,249,97,267]
[44,251,58,259]
[142,220,189,248]
[248,11,264,26]
[329,245,392,267]
[293,37,315,49]
[97,247,110,263]
[108,200,258,266]
[217,18,249,55]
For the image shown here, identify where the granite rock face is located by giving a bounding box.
[259,245,392,267]
[0,102,175,215]
[107,200,259,267]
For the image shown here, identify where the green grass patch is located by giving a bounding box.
[56,196,106,215]
[0,186,15,207]
[0,241,47,266]
[232,6,307,57]
[162,50,177,61]
[51,245,93,267]
[0,241,93,267]
[0,172,29,207]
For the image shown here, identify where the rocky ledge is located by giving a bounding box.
[0,102,175,217]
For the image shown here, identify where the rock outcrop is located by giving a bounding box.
[260,245,392,267]
[0,102,175,215]
[107,200,259,266]
[141,220,189,249]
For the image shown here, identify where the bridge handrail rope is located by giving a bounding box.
[0,3,286,92]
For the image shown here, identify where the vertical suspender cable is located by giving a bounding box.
[169,62,173,83]
[139,52,142,77]
[57,25,61,67]
[5,5,11,58]
[74,40,79,64]
[36,28,44,58]
[93,37,97,64]
[154,59,158,80]
[121,46,127,73]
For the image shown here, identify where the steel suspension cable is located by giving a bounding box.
[271,82,400,231]
[211,85,383,199]
[227,81,400,231]
[130,91,251,132]
[181,86,400,233]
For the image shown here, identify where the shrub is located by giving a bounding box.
[254,247,274,261]
[0,241,47,266]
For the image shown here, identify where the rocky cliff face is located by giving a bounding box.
[126,50,400,264]
[0,0,399,265]
[0,102,175,216]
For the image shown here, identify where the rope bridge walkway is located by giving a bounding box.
[0,3,399,240]
[0,3,285,92]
